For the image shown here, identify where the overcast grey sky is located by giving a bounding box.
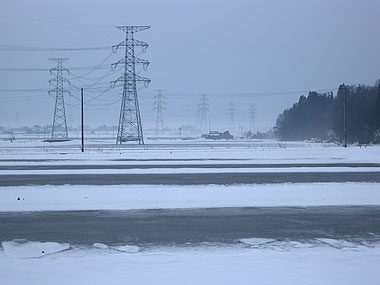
[1,0,380,132]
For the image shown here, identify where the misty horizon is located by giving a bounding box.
[1,0,380,133]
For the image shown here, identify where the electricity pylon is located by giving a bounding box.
[48,58,71,141]
[111,26,151,145]
[249,105,256,132]
[198,94,209,135]
[154,89,165,136]
[228,102,235,132]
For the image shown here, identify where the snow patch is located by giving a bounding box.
[1,240,70,258]
[239,238,275,246]
[286,241,314,248]
[92,243,108,249]
[316,238,357,249]
[92,243,139,253]
[114,245,140,253]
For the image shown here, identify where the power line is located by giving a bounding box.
[84,86,114,104]
[69,67,120,89]
[0,44,111,51]
[0,14,113,30]
[68,51,115,79]
[0,64,111,72]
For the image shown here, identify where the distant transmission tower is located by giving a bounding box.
[48,58,71,141]
[198,94,209,134]
[249,105,256,132]
[228,102,235,132]
[154,89,165,136]
[111,26,151,145]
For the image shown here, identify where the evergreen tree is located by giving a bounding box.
[276,82,380,144]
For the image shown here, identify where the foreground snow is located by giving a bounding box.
[1,239,379,285]
[1,182,380,212]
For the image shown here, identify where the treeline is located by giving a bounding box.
[275,82,380,144]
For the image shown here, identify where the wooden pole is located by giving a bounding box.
[344,86,347,148]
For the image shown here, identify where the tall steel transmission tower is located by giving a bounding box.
[198,94,209,134]
[48,58,71,141]
[111,26,151,145]
[248,105,256,132]
[228,102,235,132]
[154,89,165,136]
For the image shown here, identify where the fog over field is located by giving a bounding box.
[1,0,380,132]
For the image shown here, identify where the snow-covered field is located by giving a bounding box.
[1,183,380,212]
[1,139,380,284]
[0,138,379,164]
[1,239,380,285]
[2,167,380,175]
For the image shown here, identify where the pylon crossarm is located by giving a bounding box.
[111,57,149,71]
[48,88,71,94]
[111,59,124,71]
[144,80,151,88]
[49,78,71,86]
[110,76,123,88]
[113,39,149,53]
[116,26,150,33]
[131,56,150,69]
[49,67,69,74]
[134,74,150,82]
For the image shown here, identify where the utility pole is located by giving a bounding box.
[198,94,209,135]
[343,85,348,148]
[154,89,165,137]
[228,102,235,132]
[110,26,151,145]
[48,58,71,141]
[81,88,84,152]
[248,105,256,133]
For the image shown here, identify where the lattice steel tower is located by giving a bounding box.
[249,105,256,132]
[228,102,235,132]
[154,89,165,136]
[48,58,71,141]
[111,26,151,145]
[198,94,209,134]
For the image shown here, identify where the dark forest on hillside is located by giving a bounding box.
[275,83,380,144]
